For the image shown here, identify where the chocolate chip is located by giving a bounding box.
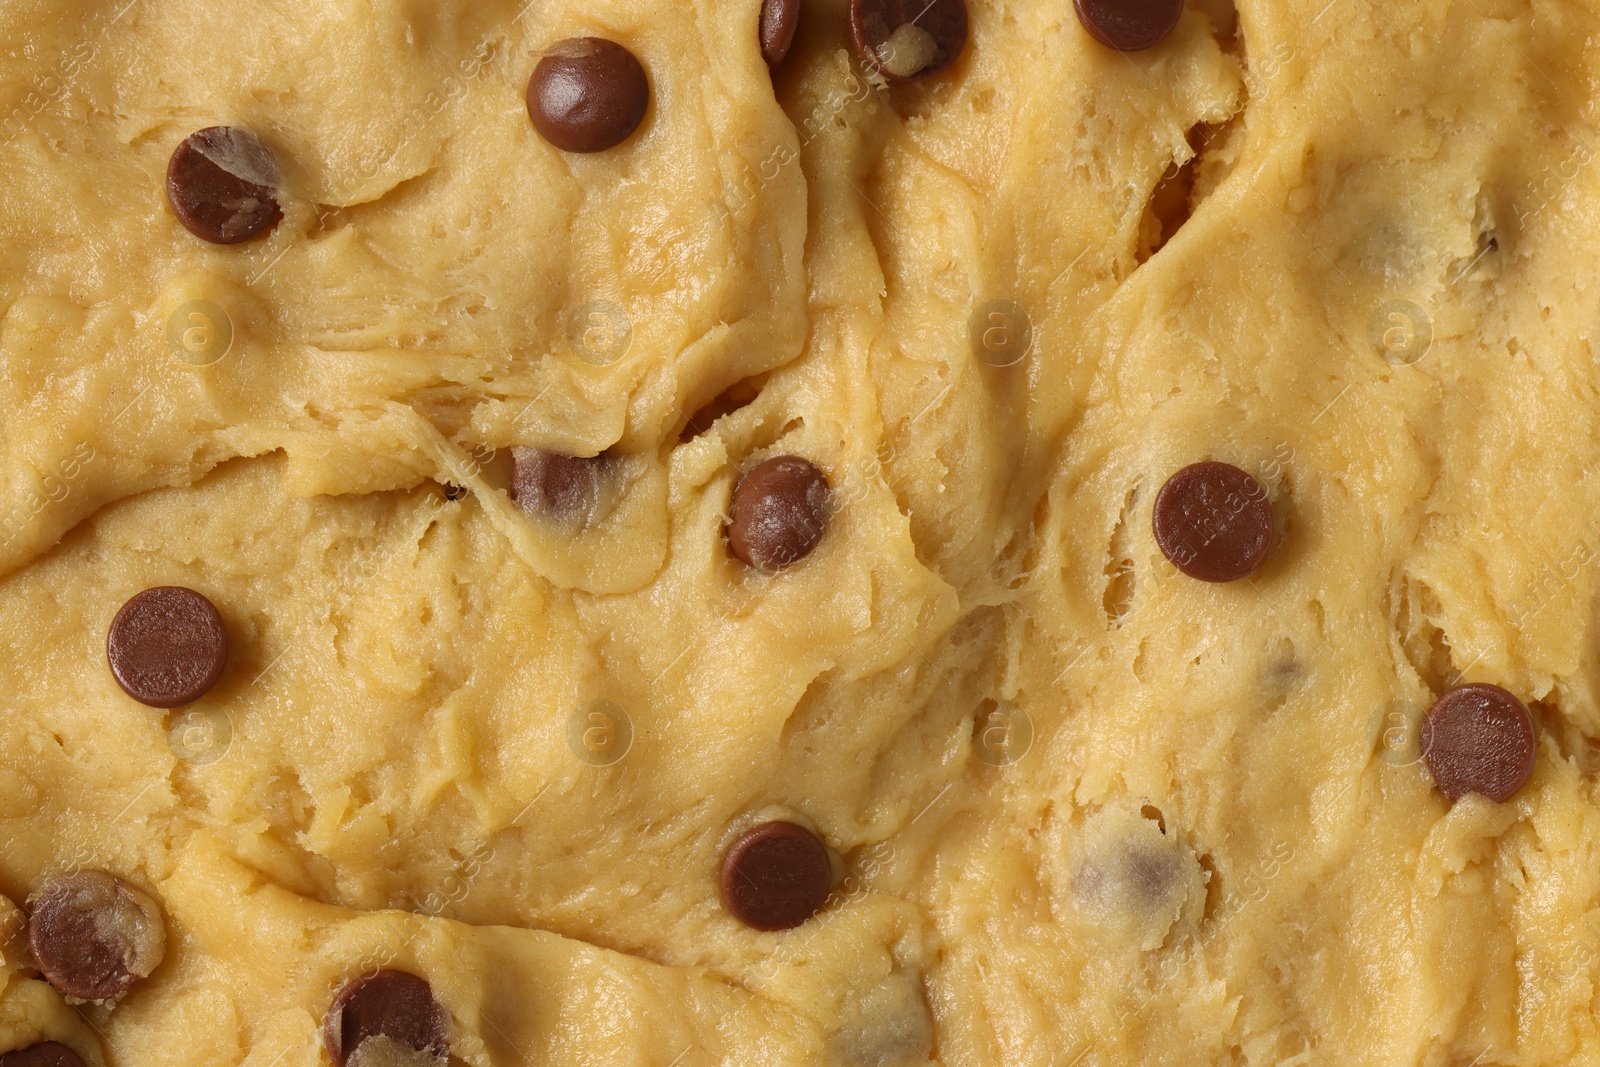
[106,587,228,709]
[1421,684,1536,803]
[1073,0,1183,51]
[323,970,450,1067]
[761,0,801,68]
[1152,462,1273,583]
[509,447,605,518]
[721,822,832,931]
[848,0,969,80]
[526,38,649,153]
[166,127,282,244]
[28,870,166,1002]
[726,456,831,572]
[0,1043,87,1067]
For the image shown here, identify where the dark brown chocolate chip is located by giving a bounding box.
[0,1043,87,1067]
[106,587,228,708]
[166,127,282,244]
[1421,684,1536,803]
[510,447,605,518]
[721,821,832,931]
[726,456,831,572]
[1152,461,1273,583]
[761,0,801,68]
[323,970,450,1067]
[1073,0,1183,51]
[28,870,166,1002]
[526,38,649,153]
[848,0,969,80]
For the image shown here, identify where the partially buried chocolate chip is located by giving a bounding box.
[28,870,166,1003]
[323,970,450,1067]
[848,0,969,80]
[106,586,228,708]
[721,821,832,931]
[0,1043,87,1067]
[761,0,801,68]
[526,38,649,153]
[1152,461,1273,583]
[1422,683,1537,803]
[166,126,282,244]
[1073,0,1183,51]
[727,456,831,572]
[510,447,605,518]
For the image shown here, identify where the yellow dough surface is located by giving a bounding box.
[2,0,1600,1063]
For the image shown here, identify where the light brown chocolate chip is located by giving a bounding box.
[106,586,228,708]
[0,1043,88,1067]
[323,970,450,1067]
[721,821,832,931]
[1422,683,1536,802]
[509,447,606,518]
[28,870,166,1002]
[726,456,831,571]
[526,38,650,153]
[166,126,282,244]
[1152,461,1274,583]
[1074,0,1183,51]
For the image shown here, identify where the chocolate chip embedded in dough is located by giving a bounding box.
[166,126,282,244]
[721,821,833,931]
[1421,683,1537,803]
[323,969,451,1067]
[760,0,802,68]
[27,870,166,1002]
[526,38,650,153]
[848,0,969,80]
[106,586,228,708]
[1152,461,1274,583]
[1073,0,1183,51]
[726,456,831,572]
[0,1043,88,1067]
[509,447,606,518]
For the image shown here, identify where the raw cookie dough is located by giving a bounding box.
[2,0,1600,1064]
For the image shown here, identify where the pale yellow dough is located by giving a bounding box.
[2,0,1600,1063]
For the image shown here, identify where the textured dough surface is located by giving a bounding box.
[2,0,1600,1064]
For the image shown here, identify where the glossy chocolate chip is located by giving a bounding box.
[526,38,649,153]
[28,870,166,1002]
[1073,0,1183,51]
[106,587,228,708]
[323,970,450,1067]
[848,0,969,80]
[761,0,801,68]
[1421,684,1536,803]
[0,1043,87,1067]
[166,126,282,244]
[727,456,831,572]
[721,822,832,931]
[510,447,605,518]
[1152,461,1273,583]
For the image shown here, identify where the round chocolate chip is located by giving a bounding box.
[721,821,832,931]
[526,38,649,153]
[323,970,450,1067]
[28,870,166,1002]
[848,0,969,80]
[510,447,606,518]
[761,0,801,68]
[1152,461,1273,583]
[0,1043,87,1067]
[1073,0,1183,51]
[1421,684,1536,803]
[106,587,228,709]
[166,126,282,245]
[726,456,831,572]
